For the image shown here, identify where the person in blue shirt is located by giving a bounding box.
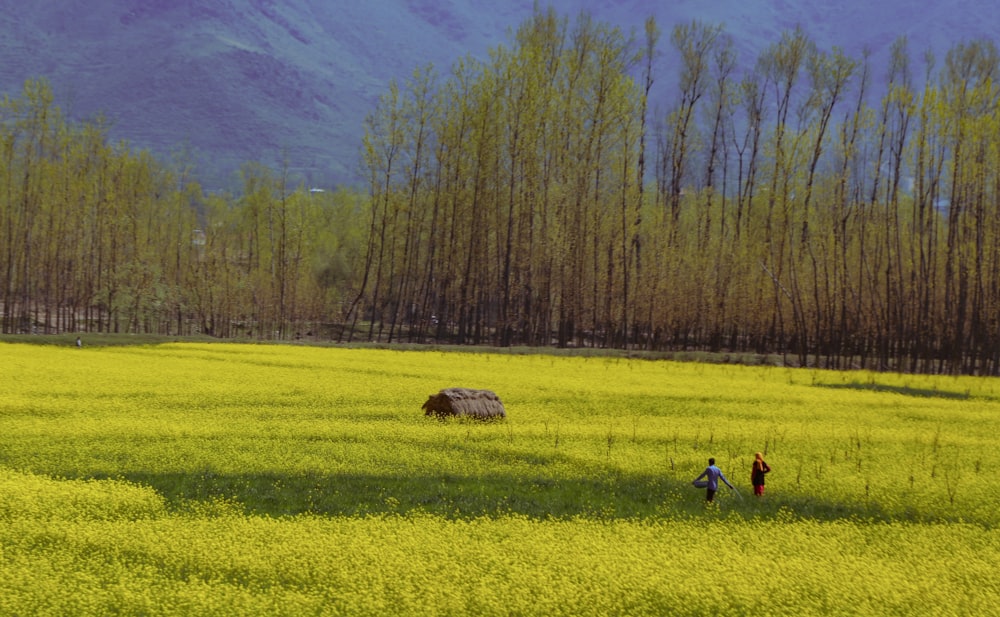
[693,457,734,502]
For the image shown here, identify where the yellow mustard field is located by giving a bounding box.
[1,342,999,616]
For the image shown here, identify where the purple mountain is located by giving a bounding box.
[0,0,994,190]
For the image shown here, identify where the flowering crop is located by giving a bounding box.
[1,342,999,615]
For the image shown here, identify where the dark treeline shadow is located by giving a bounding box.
[89,469,978,526]
[815,383,971,400]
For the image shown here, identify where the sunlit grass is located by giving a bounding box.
[1,341,999,615]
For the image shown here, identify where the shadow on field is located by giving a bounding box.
[816,382,970,400]
[106,469,918,523]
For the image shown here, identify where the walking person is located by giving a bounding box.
[751,452,771,497]
[693,457,734,503]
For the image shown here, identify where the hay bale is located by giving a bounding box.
[422,387,506,420]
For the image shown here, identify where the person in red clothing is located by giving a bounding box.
[751,452,771,496]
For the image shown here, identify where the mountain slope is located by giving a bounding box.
[0,0,996,190]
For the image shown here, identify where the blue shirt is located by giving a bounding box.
[695,465,733,491]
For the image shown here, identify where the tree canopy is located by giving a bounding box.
[4,8,1000,375]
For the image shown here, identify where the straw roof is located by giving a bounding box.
[422,387,506,420]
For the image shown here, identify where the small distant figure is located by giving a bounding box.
[75,336,82,348]
[693,457,734,502]
[751,452,771,497]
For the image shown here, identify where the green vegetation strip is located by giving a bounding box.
[1,342,998,615]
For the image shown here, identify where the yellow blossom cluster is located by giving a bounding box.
[1,342,998,615]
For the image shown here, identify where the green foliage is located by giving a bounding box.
[351,11,1000,374]
[5,11,1000,375]
[0,82,370,340]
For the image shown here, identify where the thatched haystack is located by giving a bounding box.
[422,387,506,420]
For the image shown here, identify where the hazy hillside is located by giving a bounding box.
[0,0,996,191]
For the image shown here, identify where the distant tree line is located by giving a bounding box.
[0,80,365,340]
[353,8,1000,375]
[3,8,1000,375]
